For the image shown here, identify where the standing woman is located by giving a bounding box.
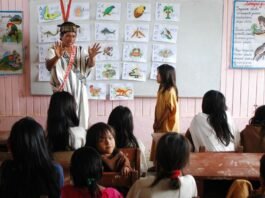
[46,21,101,129]
[150,64,179,162]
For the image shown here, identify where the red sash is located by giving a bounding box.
[58,46,76,91]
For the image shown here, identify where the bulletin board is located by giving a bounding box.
[29,0,223,97]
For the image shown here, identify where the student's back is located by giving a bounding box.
[0,117,61,198]
[189,90,239,152]
[127,133,197,198]
[241,105,265,153]
[47,91,86,152]
[61,147,123,198]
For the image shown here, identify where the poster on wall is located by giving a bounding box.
[0,11,23,75]
[232,0,265,69]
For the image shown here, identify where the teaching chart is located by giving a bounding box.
[30,0,223,98]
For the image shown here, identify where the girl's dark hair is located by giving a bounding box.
[250,105,265,140]
[5,117,59,198]
[70,147,102,198]
[151,133,190,189]
[85,122,117,154]
[108,105,139,148]
[47,91,79,152]
[157,64,178,101]
[202,90,234,146]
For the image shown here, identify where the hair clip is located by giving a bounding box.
[86,178,95,186]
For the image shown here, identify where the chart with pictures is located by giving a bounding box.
[31,0,181,98]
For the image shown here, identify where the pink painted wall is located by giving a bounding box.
[0,0,262,150]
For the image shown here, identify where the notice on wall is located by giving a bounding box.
[232,0,265,69]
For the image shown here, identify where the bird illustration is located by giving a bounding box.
[103,5,115,16]
[253,43,265,61]
[6,22,19,43]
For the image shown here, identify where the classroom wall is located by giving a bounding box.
[0,0,263,149]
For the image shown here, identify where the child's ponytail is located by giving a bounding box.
[169,170,181,189]
[86,177,101,198]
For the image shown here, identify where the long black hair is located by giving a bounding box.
[0,117,60,198]
[202,90,234,146]
[108,105,139,148]
[70,147,102,198]
[47,91,79,152]
[250,105,265,141]
[157,64,178,101]
[151,133,190,189]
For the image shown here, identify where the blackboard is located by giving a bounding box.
[30,0,223,97]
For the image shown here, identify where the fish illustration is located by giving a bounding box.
[103,5,115,16]
[101,28,115,35]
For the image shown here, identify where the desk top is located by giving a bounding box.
[183,152,263,180]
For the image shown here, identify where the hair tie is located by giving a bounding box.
[170,170,181,179]
[86,178,95,186]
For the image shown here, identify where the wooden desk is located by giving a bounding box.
[0,131,9,152]
[183,153,263,197]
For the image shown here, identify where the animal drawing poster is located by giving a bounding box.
[127,3,151,21]
[95,62,120,80]
[38,3,62,23]
[76,23,90,42]
[153,24,178,44]
[96,2,121,21]
[150,62,161,80]
[38,44,50,62]
[122,62,147,81]
[97,42,120,61]
[109,83,134,100]
[232,0,265,68]
[38,24,59,43]
[124,24,149,42]
[87,83,107,100]
[95,22,119,41]
[0,11,23,75]
[69,2,90,21]
[152,44,177,63]
[38,63,50,81]
[123,43,148,62]
[155,2,180,22]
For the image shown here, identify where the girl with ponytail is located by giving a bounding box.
[61,147,122,198]
[127,133,197,198]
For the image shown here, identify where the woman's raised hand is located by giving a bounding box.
[54,41,65,58]
[88,43,101,58]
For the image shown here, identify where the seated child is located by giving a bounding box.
[86,122,132,176]
[108,105,148,173]
[241,105,265,152]
[127,133,197,198]
[0,117,63,198]
[61,146,123,198]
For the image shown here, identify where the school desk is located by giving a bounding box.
[183,152,263,197]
